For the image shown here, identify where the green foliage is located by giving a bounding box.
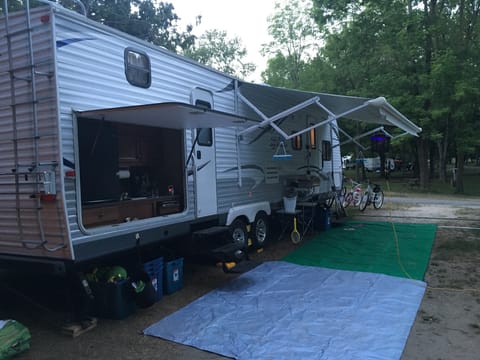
[85,0,195,52]
[183,29,255,79]
[261,0,321,87]
[306,0,480,192]
[0,0,27,14]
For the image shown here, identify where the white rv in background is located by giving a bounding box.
[0,1,421,273]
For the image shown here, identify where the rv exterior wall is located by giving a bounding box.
[0,4,342,263]
[0,7,71,259]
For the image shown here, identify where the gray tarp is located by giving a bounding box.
[145,261,425,360]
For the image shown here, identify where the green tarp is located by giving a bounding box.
[284,221,436,280]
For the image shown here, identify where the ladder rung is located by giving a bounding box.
[0,206,43,211]
[34,71,54,77]
[0,133,57,144]
[12,72,54,81]
[1,60,54,75]
[5,27,33,38]
[9,96,56,107]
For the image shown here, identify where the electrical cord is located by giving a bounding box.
[385,179,480,294]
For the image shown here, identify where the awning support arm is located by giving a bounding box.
[281,116,336,140]
[333,127,366,150]
[337,126,385,148]
[237,95,320,137]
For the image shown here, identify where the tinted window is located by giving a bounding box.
[124,48,151,88]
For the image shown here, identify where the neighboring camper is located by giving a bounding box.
[0,2,422,273]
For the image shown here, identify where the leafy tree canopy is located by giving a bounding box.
[184,29,255,79]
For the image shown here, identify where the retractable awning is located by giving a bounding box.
[75,102,258,129]
[237,82,422,139]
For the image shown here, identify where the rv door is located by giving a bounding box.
[194,128,217,217]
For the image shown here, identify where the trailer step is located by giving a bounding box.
[222,260,261,274]
[192,226,229,237]
[210,243,245,263]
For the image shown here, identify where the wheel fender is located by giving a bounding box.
[225,202,271,226]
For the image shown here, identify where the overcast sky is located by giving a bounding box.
[170,0,282,81]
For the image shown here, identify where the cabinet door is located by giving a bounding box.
[118,135,139,166]
[82,206,120,227]
[119,200,154,221]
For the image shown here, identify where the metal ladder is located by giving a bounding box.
[1,0,63,251]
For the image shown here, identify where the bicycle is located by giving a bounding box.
[342,178,363,208]
[358,180,384,211]
[325,186,347,219]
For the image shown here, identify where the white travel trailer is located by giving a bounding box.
[0,1,422,273]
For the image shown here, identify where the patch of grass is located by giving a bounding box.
[343,166,480,197]
[437,239,480,253]
[434,239,480,261]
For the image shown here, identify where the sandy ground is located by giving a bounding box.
[1,196,480,359]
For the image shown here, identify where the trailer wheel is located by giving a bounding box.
[251,212,269,249]
[229,219,248,249]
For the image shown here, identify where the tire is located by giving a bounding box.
[343,192,353,208]
[334,197,347,218]
[251,212,269,248]
[325,193,335,209]
[373,189,384,209]
[359,192,369,212]
[229,218,248,249]
[353,191,362,207]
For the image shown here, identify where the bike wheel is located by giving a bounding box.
[335,196,347,218]
[359,193,369,212]
[343,192,353,208]
[325,193,335,208]
[373,189,384,209]
[353,192,362,207]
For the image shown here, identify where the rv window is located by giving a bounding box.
[309,128,317,149]
[197,128,213,146]
[291,133,302,150]
[322,140,332,161]
[124,48,151,88]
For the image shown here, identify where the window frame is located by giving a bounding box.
[197,128,213,147]
[124,47,151,88]
[291,132,302,151]
[322,140,332,161]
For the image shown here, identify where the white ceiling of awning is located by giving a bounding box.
[75,102,258,129]
[237,82,422,136]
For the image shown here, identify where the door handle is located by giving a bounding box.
[196,150,202,159]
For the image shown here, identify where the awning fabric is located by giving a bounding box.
[75,102,258,129]
[74,84,421,138]
[237,82,422,137]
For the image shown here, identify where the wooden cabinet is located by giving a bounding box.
[82,206,120,227]
[156,196,181,215]
[82,196,181,228]
[118,135,151,166]
[117,125,156,167]
[119,199,154,221]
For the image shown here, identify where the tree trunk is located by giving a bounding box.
[455,150,465,194]
[416,137,430,188]
[436,139,447,183]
